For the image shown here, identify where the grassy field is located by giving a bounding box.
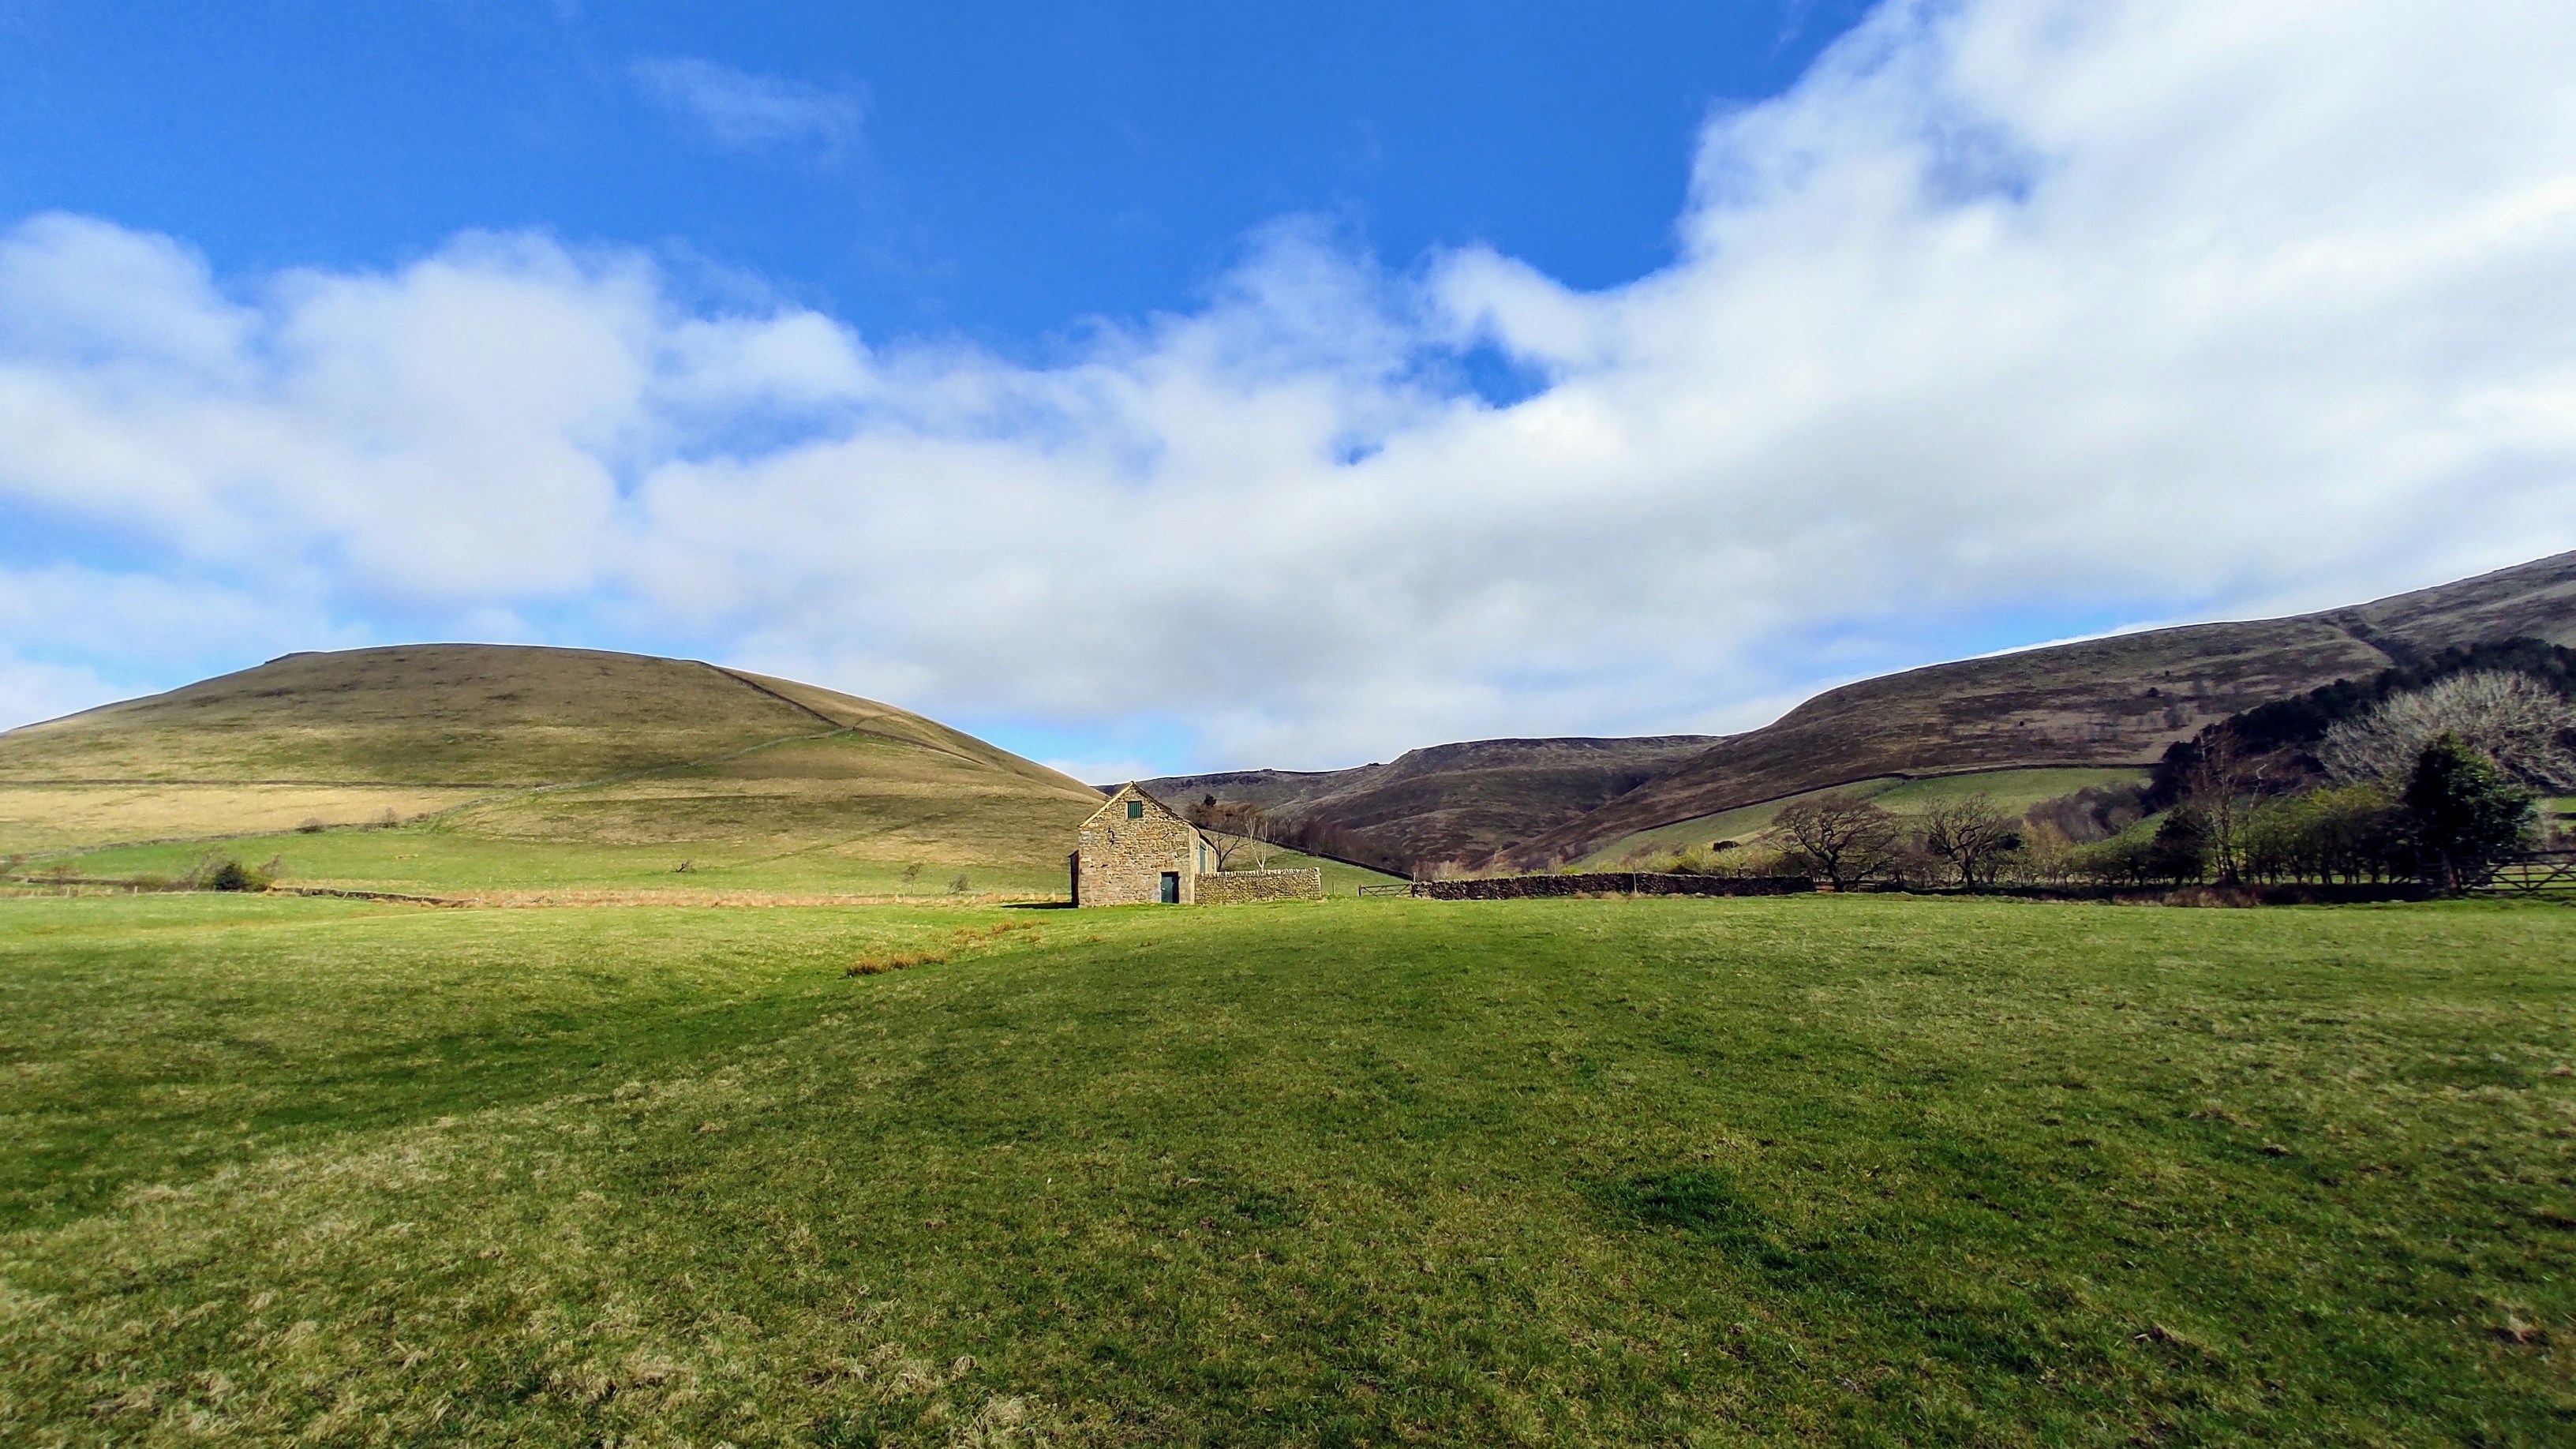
[3,892,2570,1444]
[1196,836,1408,897]
[39,820,1400,903]
[1585,767,2151,866]
[0,784,494,856]
[36,824,1073,900]
[1256,847,1406,897]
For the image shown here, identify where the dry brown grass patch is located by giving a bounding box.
[847,951,945,976]
[844,921,1043,975]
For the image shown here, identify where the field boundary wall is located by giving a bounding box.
[1413,873,1814,900]
[1195,868,1325,904]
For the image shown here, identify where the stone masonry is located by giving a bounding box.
[1073,783,1219,907]
[1193,867,1324,904]
[1410,872,1813,900]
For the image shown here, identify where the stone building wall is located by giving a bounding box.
[1076,784,1214,906]
[1193,867,1324,904]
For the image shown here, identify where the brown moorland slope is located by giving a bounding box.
[2327,549,2576,650]
[1140,736,1718,871]
[1505,550,2576,865]
[0,645,1105,865]
[1147,552,2576,874]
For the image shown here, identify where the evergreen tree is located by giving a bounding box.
[2146,810,2208,885]
[2402,732,2534,892]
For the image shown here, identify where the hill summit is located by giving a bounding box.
[0,646,1104,882]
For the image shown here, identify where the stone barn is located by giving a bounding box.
[1072,783,1219,906]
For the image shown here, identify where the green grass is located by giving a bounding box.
[1586,766,2151,865]
[47,818,1402,903]
[3,894,2572,1443]
[1207,842,1406,897]
[51,820,1070,899]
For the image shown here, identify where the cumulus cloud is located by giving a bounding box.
[630,57,863,160]
[0,653,125,736]
[5,0,2574,762]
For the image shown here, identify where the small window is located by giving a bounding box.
[1126,800,1144,819]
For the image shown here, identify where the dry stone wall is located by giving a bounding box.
[1193,868,1324,904]
[1413,873,1812,900]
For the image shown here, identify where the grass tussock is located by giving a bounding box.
[847,919,1042,975]
[846,949,942,975]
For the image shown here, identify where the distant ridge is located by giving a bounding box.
[1507,549,2576,866]
[1160,551,2576,873]
[13,552,2573,874]
[1142,736,1719,874]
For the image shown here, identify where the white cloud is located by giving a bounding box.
[0,213,249,373]
[5,0,2575,765]
[1036,758,1160,792]
[629,57,863,160]
[0,653,123,734]
[0,564,372,730]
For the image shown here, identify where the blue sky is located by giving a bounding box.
[1,2,1868,349]
[2,1,2572,781]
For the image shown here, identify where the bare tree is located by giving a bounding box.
[1919,793,2022,889]
[2185,730,2256,884]
[1770,794,1899,890]
[2321,672,2576,790]
[1187,796,1272,870]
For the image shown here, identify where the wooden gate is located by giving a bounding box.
[2483,850,2576,904]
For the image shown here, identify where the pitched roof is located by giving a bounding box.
[1081,780,1194,829]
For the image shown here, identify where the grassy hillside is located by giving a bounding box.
[0,646,1107,892]
[1578,766,2151,867]
[1157,552,2576,874]
[1506,618,2386,867]
[1507,549,2576,866]
[0,783,485,855]
[0,646,829,784]
[1143,736,1717,872]
[3,893,2570,1443]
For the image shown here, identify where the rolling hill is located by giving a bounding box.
[1155,550,2576,874]
[0,645,1108,893]
[1508,549,2576,866]
[1139,736,1718,873]
[13,549,2572,885]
